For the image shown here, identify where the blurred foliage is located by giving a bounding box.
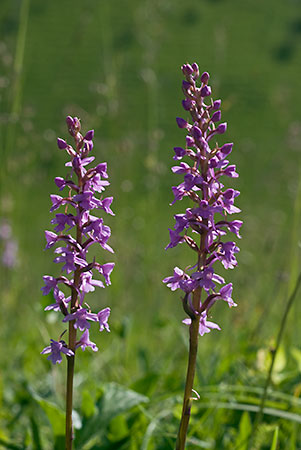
[0,0,301,447]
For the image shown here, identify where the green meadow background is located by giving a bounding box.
[1,0,301,448]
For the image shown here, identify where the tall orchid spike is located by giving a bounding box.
[163,63,242,449]
[41,116,114,449]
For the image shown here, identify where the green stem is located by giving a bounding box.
[65,184,82,448]
[65,266,81,448]
[65,270,79,449]
[176,289,201,450]
[248,272,301,448]
[65,321,76,449]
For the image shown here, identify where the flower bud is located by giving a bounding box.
[176,117,188,129]
[57,138,68,150]
[84,130,94,141]
[216,122,227,134]
[73,117,81,132]
[182,99,195,111]
[191,125,202,140]
[66,116,74,128]
[200,71,210,84]
[181,64,194,76]
[200,85,211,97]
[191,62,199,77]
[212,100,221,111]
[66,116,76,136]
[182,80,192,91]
[211,111,221,123]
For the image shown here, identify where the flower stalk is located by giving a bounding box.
[41,116,114,449]
[163,63,242,448]
[176,309,200,449]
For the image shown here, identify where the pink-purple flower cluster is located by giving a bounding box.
[41,116,114,364]
[163,63,242,335]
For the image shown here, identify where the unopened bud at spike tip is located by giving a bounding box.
[73,117,81,132]
[200,71,210,84]
[66,116,74,128]
[181,64,194,77]
[191,62,199,77]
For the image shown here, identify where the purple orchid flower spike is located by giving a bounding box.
[163,64,242,449]
[40,116,115,449]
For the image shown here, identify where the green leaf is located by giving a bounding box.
[0,438,23,450]
[289,423,297,450]
[256,346,287,383]
[97,382,149,424]
[76,383,149,446]
[30,414,42,449]
[234,411,251,450]
[291,347,301,372]
[107,414,129,442]
[82,389,96,418]
[36,398,65,436]
[273,346,286,374]
[270,426,279,450]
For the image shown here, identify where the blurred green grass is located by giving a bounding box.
[1,0,301,447]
